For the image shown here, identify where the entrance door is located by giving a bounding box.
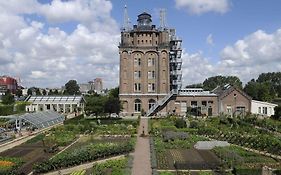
[208,107,212,116]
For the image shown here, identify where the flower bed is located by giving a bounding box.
[0,157,23,175]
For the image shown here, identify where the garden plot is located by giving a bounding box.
[0,141,54,174]
[158,148,220,170]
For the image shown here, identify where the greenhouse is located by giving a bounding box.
[19,111,65,129]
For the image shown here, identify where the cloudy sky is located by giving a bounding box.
[0,0,281,88]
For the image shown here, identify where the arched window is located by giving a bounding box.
[134,99,141,112]
[122,101,128,112]
[148,99,156,110]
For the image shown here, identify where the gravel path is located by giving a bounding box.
[132,117,152,175]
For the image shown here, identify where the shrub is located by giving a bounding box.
[162,131,188,142]
[0,105,13,116]
[175,118,186,128]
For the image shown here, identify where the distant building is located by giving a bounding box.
[251,100,278,117]
[0,76,18,94]
[94,78,103,93]
[79,83,92,94]
[0,85,6,96]
[25,95,85,114]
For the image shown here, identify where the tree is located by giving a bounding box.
[15,89,22,98]
[2,92,15,105]
[84,95,107,115]
[104,97,121,114]
[202,75,242,91]
[108,87,119,98]
[64,80,80,95]
[272,106,281,120]
[185,83,203,88]
[42,89,47,96]
[244,78,275,101]
[256,72,281,98]
[27,87,41,96]
[54,89,59,95]
[27,88,33,95]
[35,88,41,95]
[244,79,259,100]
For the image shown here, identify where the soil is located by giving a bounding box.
[0,141,56,175]
[158,148,221,170]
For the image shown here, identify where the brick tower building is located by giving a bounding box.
[119,11,182,116]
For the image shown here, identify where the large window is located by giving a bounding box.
[134,55,141,66]
[148,83,155,92]
[191,101,197,107]
[263,107,267,115]
[148,99,156,110]
[134,83,141,92]
[148,58,155,66]
[134,99,141,112]
[134,71,141,79]
[148,71,155,79]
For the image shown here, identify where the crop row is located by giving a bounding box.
[33,140,135,174]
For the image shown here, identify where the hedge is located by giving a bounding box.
[0,105,13,116]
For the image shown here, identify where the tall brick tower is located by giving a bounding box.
[119,9,182,116]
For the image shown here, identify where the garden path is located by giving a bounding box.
[132,117,152,175]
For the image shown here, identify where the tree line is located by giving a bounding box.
[186,72,281,102]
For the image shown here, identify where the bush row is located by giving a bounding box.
[33,141,135,174]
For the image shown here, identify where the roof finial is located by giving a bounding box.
[159,8,167,31]
[122,5,131,32]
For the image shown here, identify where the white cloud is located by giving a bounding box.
[0,0,120,88]
[206,34,214,46]
[182,28,281,86]
[175,0,230,15]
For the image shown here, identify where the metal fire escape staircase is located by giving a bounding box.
[146,33,182,117]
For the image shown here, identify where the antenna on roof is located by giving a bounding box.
[122,5,131,32]
[159,8,167,31]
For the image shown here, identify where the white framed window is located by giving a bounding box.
[134,83,141,92]
[134,99,141,112]
[148,71,155,79]
[263,107,267,114]
[148,99,156,109]
[148,83,155,92]
[134,58,138,66]
[148,58,155,66]
[134,71,141,79]
[258,107,261,114]
[227,105,232,114]
[134,54,141,66]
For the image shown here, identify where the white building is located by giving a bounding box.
[25,96,85,114]
[251,100,278,117]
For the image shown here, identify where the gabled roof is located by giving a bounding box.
[212,84,252,100]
